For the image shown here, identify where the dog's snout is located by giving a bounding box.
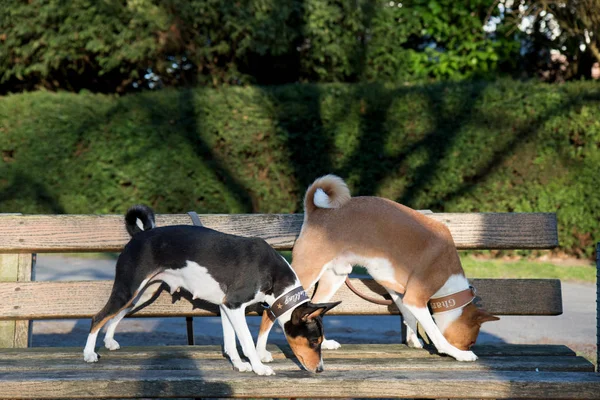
[316,365,323,373]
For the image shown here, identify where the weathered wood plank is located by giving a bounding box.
[0,344,577,361]
[0,253,33,348]
[0,254,18,348]
[0,212,558,253]
[14,254,33,348]
[0,354,593,373]
[0,344,577,362]
[0,369,599,399]
[0,278,562,320]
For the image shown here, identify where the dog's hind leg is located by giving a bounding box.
[220,305,252,372]
[84,275,156,362]
[310,268,348,350]
[84,284,136,363]
[220,305,275,376]
[103,280,162,351]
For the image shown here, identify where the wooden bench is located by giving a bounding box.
[0,212,599,399]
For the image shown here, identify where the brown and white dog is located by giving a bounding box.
[256,175,499,362]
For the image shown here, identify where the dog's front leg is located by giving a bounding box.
[220,305,252,372]
[385,290,424,349]
[255,312,274,362]
[402,303,477,361]
[220,306,275,376]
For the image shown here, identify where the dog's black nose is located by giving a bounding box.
[316,365,323,373]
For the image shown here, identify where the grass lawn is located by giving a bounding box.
[460,256,596,283]
[278,251,596,283]
[66,251,596,284]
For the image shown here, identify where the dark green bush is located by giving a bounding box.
[1,80,598,257]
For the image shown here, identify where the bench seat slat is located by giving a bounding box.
[0,343,577,360]
[1,369,598,399]
[0,278,562,320]
[0,354,593,373]
[0,212,558,252]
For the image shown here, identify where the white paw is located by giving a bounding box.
[451,350,478,362]
[104,338,120,351]
[252,364,275,376]
[407,336,424,349]
[321,339,341,350]
[83,351,98,363]
[232,360,253,372]
[333,263,353,276]
[258,350,273,363]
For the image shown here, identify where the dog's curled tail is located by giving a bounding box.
[125,205,156,237]
[304,174,351,215]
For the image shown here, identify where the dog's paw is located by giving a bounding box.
[232,360,253,372]
[321,339,341,350]
[407,336,424,349]
[258,350,274,363]
[332,263,353,276]
[252,364,275,376]
[83,351,99,363]
[104,339,120,351]
[452,350,478,362]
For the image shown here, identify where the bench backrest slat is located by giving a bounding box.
[0,212,558,253]
[0,278,562,320]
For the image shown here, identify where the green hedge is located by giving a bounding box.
[1,80,599,257]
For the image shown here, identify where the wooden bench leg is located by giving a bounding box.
[186,316,195,345]
[0,253,34,348]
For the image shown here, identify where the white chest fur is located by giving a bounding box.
[432,274,470,333]
[155,260,226,304]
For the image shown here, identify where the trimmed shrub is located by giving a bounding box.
[1,80,598,257]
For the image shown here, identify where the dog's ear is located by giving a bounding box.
[292,301,342,324]
[476,308,500,324]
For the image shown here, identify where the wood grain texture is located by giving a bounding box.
[0,254,18,348]
[0,278,562,320]
[0,369,599,399]
[0,355,593,373]
[0,212,558,253]
[0,344,577,360]
[0,254,32,348]
[14,254,33,348]
[0,344,594,399]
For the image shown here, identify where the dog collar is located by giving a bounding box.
[429,286,476,314]
[267,286,310,322]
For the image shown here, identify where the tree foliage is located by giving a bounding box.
[0,0,518,93]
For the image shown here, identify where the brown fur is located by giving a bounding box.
[293,175,498,349]
[287,335,321,371]
[295,195,463,306]
[442,303,498,350]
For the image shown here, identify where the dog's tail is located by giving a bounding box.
[304,174,351,216]
[125,205,156,237]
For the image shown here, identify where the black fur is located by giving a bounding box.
[91,206,298,332]
[285,302,340,343]
[117,225,297,308]
[125,205,155,237]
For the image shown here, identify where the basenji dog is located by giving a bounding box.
[83,205,340,375]
[256,175,499,362]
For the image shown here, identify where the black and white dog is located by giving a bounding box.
[83,205,340,375]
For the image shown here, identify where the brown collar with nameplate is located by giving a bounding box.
[429,287,476,314]
[267,286,310,322]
